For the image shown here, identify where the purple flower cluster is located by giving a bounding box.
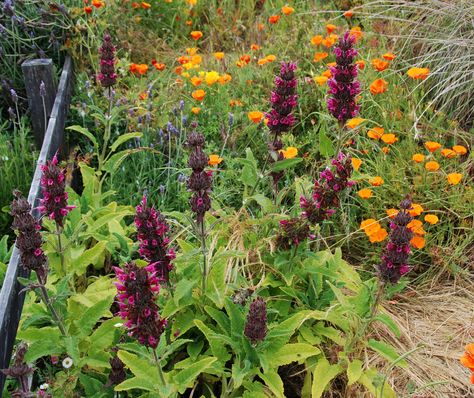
[10,191,47,284]
[187,131,212,224]
[275,217,310,251]
[135,196,175,283]
[114,262,167,348]
[1,343,34,397]
[244,296,267,345]
[379,198,413,283]
[327,32,361,123]
[98,32,117,88]
[38,154,75,228]
[300,152,355,225]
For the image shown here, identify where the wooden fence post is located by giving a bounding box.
[21,59,57,149]
[0,56,73,396]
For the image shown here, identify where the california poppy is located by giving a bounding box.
[191,89,205,101]
[370,79,388,94]
[313,52,328,62]
[424,141,442,152]
[351,158,362,170]
[447,173,462,185]
[346,117,365,129]
[425,161,440,171]
[407,67,429,80]
[268,15,280,24]
[369,176,384,186]
[208,154,223,166]
[248,111,264,123]
[371,58,389,71]
[190,31,203,40]
[412,153,425,163]
[213,52,224,60]
[424,214,439,225]
[358,188,373,199]
[367,126,384,140]
[281,5,294,15]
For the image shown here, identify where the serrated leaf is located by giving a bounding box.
[311,357,342,397]
[117,350,158,380]
[75,295,115,336]
[367,339,408,368]
[173,356,217,394]
[269,343,320,367]
[70,241,107,275]
[260,371,284,398]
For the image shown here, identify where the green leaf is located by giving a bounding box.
[269,157,303,172]
[269,343,320,367]
[224,298,246,340]
[311,357,342,398]
[115,377,155,392]
[260,371,285,398]
[67,126,98,150]
[25,339,62,362]
[347,359,363,385]
[248,194,276,213]
[240,148,258,188]
[374,313,401,338]
[173,356,217,394]
[103,149,142,174]
[75,295,115,336]
[194,319,232,361]
[319,129,335,157]
[110,132,143,152]
[117,350,158,380]
[265,310,313,352]
[206,257,227,308]
[70,241,107,275]
[367,339,408,368]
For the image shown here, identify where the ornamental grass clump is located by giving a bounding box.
[244,297,267,345]
[327,32,361,125]
[378,197,414,284]
[135,196,175,283]
[114,262,166,348]
[266,61,298,190]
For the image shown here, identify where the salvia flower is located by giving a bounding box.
[300,152,355,225]
[327,32,361,124]
[114,262,166,348]
[244,296,267,345]
[98,32,117,88]
[1,343,33,395]
[134,196,175,282]
[187,131,212,224]
[107,350,126,386]
[275,217,310,250]
[38,154,75,227]
[11,191,47,284]
[378,197,414,284]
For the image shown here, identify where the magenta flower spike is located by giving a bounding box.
[98,32,117,88]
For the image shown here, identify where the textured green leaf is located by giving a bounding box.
[114,377,155,392]
[269,157,303,172]
[269,343,320,367]
[67,125,98,150]
[117,350,158,380]
[347,359,363,385]
[311,357,342,397]
[173,356,217,394]
[70,241,107,275]
[368,339,408,368]
[110,132,143,152]
[260,371,285,398]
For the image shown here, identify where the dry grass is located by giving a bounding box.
[369,278,474,397]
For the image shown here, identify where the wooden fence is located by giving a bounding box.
[0,56,73,394]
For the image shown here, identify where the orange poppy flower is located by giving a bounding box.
[250,44,261,51]
[190,76,202,86]
[313,52,329,62]
[84,5,93,13]
[185,20,193,26]
[381,134,397,144]
[326,61,336,67]
[322,69,332,78]
[141,1,151,9]
[280,147,298,159]
[371,58,389,71]
[382,52,396,60]
[358,188,373,199]
[268,15,280,24]
[425,161,440,171]
[282,5,295,15]
[367,126,384,140]
[369,176,384,186]
[407,67,430,80]
[424,214,439,225]
[381,146,390,154]
[447,173,462,185]
[412,153,425,163]
[257,22,265,31]
[130,63,148,75]
[92,0,103,7]
[349,26,362,41]
[409,203,424,217]
[441,148,456,158]
[153,62,166,71]
[258,58,269,66]
[369,228,388,243]
[266,54,276,62]
[191,89,205,101]
[408,219,426,236]
[351,158,362,171]
[229,99,243,107]
[460,344,474,371]
[452,145,467,155]
[360,219,381,236]
[311,35,323,45]
[326,24,337,34]
[355,60,365,70]
[191,107,201,114]
[314,76,328,86]
[322,35,337,48]
[190,31,203,40]
[132,2,139,8]
[346,117,365,129]
[213,52,225,60]
[248,111,264,124]
[370,78,388,94]
[343,9,354,18]
[386,208,398,219]
[410,235,425,249]
[218,73,232,84]
[208,154,223,166]
[424,141,442,152]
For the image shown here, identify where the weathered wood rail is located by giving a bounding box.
[0,56,73,395]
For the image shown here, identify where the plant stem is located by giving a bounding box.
[56,223,65,275]
[152,349,167,387]
[38,284,67,336]
[198,220,208,293]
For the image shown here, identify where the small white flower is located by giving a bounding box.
[39,383,49,390]
[62,357,73,369]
